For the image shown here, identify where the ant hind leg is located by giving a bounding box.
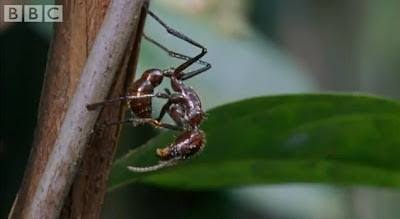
[147,10,206,52]
[143,33,211,80]
[146,10,209,75]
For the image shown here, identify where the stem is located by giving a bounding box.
[8,0,144,218]
[61,1,150,218]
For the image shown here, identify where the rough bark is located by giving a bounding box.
[8,0,146,218]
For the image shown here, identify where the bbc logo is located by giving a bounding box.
[4,5,63,22]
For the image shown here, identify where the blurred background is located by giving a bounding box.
[1,0,400,218]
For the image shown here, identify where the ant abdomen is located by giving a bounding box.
[141,69,164,86]
[128,95,152,118]
[126,69,165,118]
[156,129,205,161]
[126,86,153,118]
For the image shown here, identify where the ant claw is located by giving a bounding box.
[93,123,106,137]
[86,104,97,111]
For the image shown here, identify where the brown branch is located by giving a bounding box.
[60,1,150,218]
[9,0,145,218]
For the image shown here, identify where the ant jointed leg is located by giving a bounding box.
[146,10,211,79]
[100,117,183,131]
[86,92,169,110]
[142,33,211,79]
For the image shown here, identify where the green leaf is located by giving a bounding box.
[108,94,400,191]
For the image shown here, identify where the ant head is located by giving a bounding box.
[156,147,173,161]
[156,129,205,161]
[142,69,164,86]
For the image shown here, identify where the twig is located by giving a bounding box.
[9,0,144,218]
[60,1,150,218]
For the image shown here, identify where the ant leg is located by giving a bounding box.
[155,92,186,122]
[87,93,170,110]
[157,97,186,129]
[178,63,211,80]
[143,34,211,80]
[174,51,207,77]
[87,96,136,110]
[135,118,184,131]
[156,101,171,122]
[101,117,183,131]
[147,10,205,52]
[164,88,171,95]
[147,10,208,75]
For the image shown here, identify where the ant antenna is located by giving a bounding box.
[127,158,180,173]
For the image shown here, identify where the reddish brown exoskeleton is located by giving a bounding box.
[87,10,210,131]
[127,129,206,172]
[127,58,210,172]
[87,10,211,172]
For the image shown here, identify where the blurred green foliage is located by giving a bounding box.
[109,94,400,190]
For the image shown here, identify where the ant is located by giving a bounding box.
[87,10,210,130]
[87,10,211,172]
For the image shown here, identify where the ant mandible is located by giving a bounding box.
[86,10,211,172]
